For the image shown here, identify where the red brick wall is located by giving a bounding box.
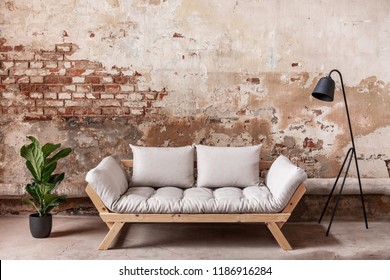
[0,39,166,120]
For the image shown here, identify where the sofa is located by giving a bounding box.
[85,144,307,250]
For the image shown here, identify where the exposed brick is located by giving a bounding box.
[44,92,57,99]
[59,76,72,84]
[86,107,102,115]
[92,85,105,92]
[145,92,158,100]
[86,93,99,99]
[76,85,91,93]
[44,61,58,69]
[72,76,85,83]
[55,44,72,53]
[73,107,88,115]
[72,93,86,99]
[29,61,44,68]
[58,92,72,100]
[29,92,43,99]
[0,46,13,52]
[20,84,48,92]
[120,84,135,92]
[2,61,14,69]
[24,115,52,121]
[129,93,143,101]
[0,53,7,60]
[11,69,49,76]
[0,100,35,107]
[43,76,59,84]
[58,61,72,68]
[82,69,94,76]
[57,107,74,115]
[47,85,62,92]
[115,93,129,100]
[43,107,58,115]
[14,45,25,52]
[14,61,29,69]
[130,108,144,115]
[1,77,16,84]
[65,100,92,107]
[101,76,113,83]
[114,76,128,84]
[101,93,114,99]
[2,91,28,100]
[15,76,29,84]
[93,100,121,107]
[30,76,44,83]
[74,60,102,69]
[102,107,129,115]
[50,68,66,75]
[123,101,148,107]
[63,85,76,91]
[67,68,87,76]
[105,84,120,93]
[4,106,43,115]
[85,76,100,84]
[36,100,64,107]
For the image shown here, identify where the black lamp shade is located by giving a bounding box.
[312,76,335,102]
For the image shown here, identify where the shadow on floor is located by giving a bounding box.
[110,223,341,251]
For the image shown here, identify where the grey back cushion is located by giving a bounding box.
[85,156,128,210]
[265,155,307,211]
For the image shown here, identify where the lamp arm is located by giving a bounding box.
[328,69,356,152]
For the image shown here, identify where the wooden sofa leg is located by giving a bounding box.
[98,221,125,250]
[266,222,292,251]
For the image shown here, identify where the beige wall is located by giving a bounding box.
[1,0,390,198]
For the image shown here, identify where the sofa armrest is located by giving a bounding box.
[265,155,307,211]
[85,156,129,210]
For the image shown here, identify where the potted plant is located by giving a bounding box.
[20,136,72,238]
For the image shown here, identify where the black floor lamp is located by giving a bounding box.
[311,69,368,236]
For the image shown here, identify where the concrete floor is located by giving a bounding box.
[0,215,389,260]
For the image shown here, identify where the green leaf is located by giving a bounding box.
[41,194,67,215]
[41,161,57,183]
[49,173,65,187]
[20,136,44,181]
[42,143,61,159]
[46,148,72,167]
[25,183,41,204]
[21,197,41,215]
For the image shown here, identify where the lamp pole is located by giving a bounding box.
[316,69,368,236]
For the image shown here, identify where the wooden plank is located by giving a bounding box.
[100,213,291,223]
[98,221,125,250]
[277,183,306,229]
[121,159,273,171]
[85,184,110,214]
[85,184,113,229]
[281,183,306,214]
[266,222,292,250]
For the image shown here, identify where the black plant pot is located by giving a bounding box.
[29,213,52,238]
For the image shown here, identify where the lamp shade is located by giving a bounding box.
[312,76,335,102]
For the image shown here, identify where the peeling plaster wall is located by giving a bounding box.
[1,0,390,217]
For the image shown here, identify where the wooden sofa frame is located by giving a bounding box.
[86,159,306,251]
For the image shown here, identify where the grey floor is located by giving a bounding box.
[0,215,389,260]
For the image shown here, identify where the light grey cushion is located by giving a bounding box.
[85,156,128,211]
[113,185,276,213]
[130,145,195,188]
[195,144,262,188]
[265,155,307,210]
